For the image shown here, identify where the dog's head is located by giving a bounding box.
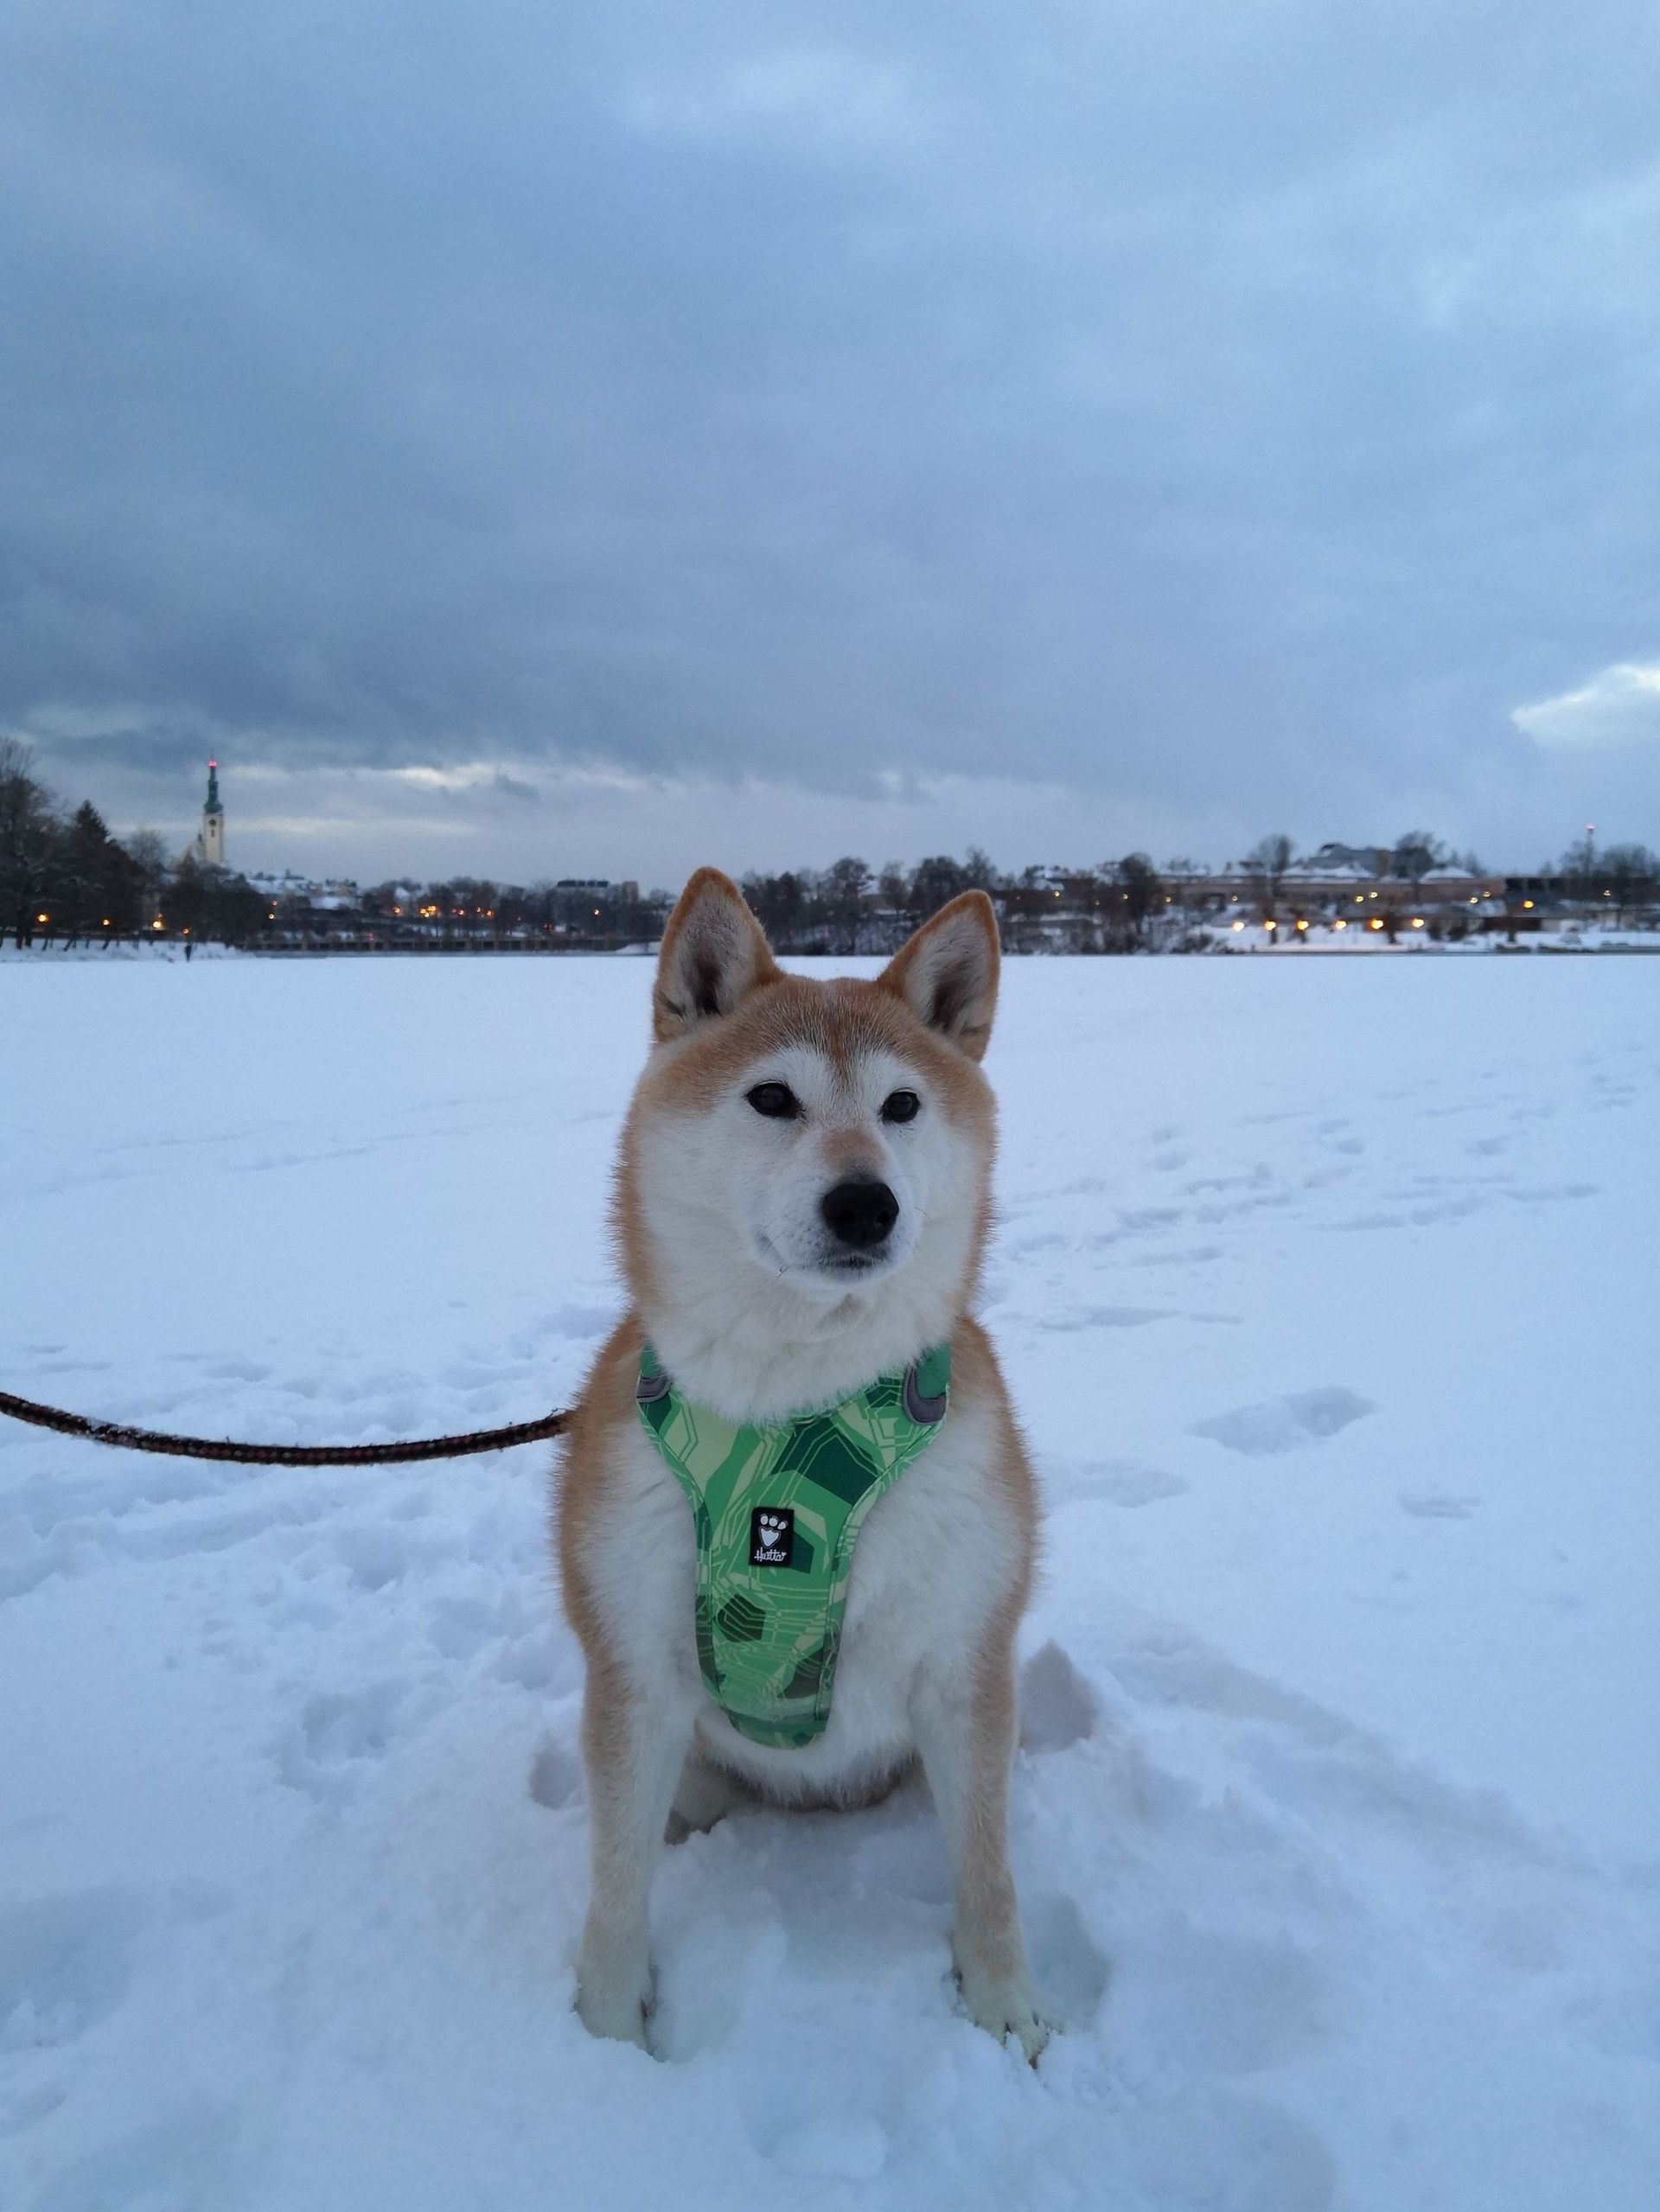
[617,870,998,1385]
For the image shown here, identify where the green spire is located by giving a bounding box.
[205,759,221,814]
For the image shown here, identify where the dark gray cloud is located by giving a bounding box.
[3,1,1658,877]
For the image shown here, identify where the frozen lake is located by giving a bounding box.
[3,953,1657,2209]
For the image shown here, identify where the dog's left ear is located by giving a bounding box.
[878,890,1000,1061]
[653,868,780,1042]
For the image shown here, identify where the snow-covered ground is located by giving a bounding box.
[2,954,1656,2211]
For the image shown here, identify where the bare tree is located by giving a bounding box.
[0,738,61,946]
[1114,852,1163,945]
[820,857,871,953]
[876,862,911,919]
[124,829,169,894]
[1559,833,1598,900]
[910,855,970,920]
[1242,834,1294,915]
[1599,843,1657,924]
[740,870,808,943]
[1392,831,1449,887]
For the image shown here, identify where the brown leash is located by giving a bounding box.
[0,1387,568,1467]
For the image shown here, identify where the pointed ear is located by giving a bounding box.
[878,890,999,1061]
[653,868,780,1042]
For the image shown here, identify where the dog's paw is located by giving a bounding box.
[574,1955,656,2051]
[574,1981,653,2049]
[956,1967,1055,2064]
[664,1762,749,1845]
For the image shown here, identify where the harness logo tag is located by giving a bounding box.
[749,1506,795,1567]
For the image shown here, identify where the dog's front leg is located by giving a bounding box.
[913,1644,1051,2062]
[574,1662,695,2049]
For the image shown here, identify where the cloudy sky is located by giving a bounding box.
[3,2,1657,886]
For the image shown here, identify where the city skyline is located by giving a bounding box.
[161,757,1607,891]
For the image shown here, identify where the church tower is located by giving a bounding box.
[201,759,225,868]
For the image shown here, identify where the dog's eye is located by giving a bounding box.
[746,1082,801,1120]
[881,1090,921,1125]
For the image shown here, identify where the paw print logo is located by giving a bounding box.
[750,1504,795,1565]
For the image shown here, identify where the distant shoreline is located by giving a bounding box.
[6,934,1659,965]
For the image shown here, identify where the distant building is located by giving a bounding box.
[1299,841,1388,879]
[245,870,360,911]
[244,870,313,902]
[181,759,226,868]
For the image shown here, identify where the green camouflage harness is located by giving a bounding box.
[635,1342,951,1749]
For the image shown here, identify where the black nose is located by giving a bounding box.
[820,1177,900,1250]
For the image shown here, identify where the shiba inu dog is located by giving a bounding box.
[556,868,1049,2059]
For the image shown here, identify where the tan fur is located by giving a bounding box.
[554,1316,648,1674]
[553,873,1049,2057]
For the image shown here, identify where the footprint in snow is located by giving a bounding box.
[0,1889,146,2054]
[330,1523,414,1593]
[276,1682,407,1804]
[28,2101,239,2212]
[1039,1305,1169,1332]
[527,1737,583,1812]
[1023,1890,1110,2028]
[1112,1919,1331,2075]
[1190,1389,1374,1457]
[1399,1494,1480,1519]
[1088,1460,1191,1508]
[1037,1455,1188,1508]
[757,2113,890,2183]
[1020,1641,1101,1751]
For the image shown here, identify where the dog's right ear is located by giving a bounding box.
[653,868,780,1042]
